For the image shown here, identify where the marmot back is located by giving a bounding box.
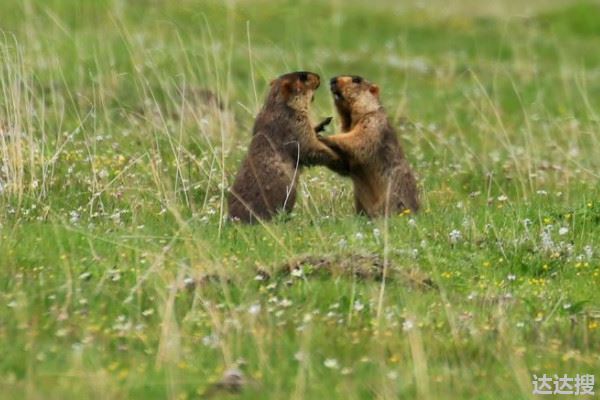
[319,75,420,217]
[228,71,346,223]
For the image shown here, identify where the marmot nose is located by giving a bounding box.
[330,77,338,86]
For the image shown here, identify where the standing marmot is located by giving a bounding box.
[228,71,346,223]
[319,75,420,218]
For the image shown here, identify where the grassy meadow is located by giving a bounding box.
[1,0,600,398]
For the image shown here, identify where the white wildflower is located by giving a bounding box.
[353,300,365,312]
[78,271,92,281]
[109,269,121,282]
[55,328,68,337]
[183,277,195,287]
[69,211,80,224]
[558,227,569,236]
[449,229,462,244]
[291,268,303,278]
[248,303,261,316]
[402,319,414,332]
[387,370,398,380]
[584,245,593,260]
[280,298,293,308]
[142,308,154,317]
[324,358,339,369]
[202,334,219,348]
[110,211,121,224]
[540,230,554,252]
[566,243,574,256]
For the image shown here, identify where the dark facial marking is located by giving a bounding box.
[329,77,342,100]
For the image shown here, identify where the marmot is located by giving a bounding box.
[228,71,346,223]
[319,75,420,218]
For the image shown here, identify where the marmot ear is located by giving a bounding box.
[369,84,380,97]
[280,80,292,99]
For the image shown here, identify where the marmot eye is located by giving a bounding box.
[299,72,308,82]
[352,76,363,84]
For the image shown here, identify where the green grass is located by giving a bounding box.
[1,0,599,398]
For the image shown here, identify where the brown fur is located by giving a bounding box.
[228,71,347,223]
[319,75,420,218]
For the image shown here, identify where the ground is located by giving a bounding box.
[1,0,599,399]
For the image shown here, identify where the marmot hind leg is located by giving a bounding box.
[394,161,420,213]
[354,193,370,216]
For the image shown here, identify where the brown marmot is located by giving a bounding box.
[319,75,420,218]
[228,71,346,223]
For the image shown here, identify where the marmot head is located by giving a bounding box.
[267,71,320,112]
[330,75,380,130]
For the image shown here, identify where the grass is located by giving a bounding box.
[1,0,599,398]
